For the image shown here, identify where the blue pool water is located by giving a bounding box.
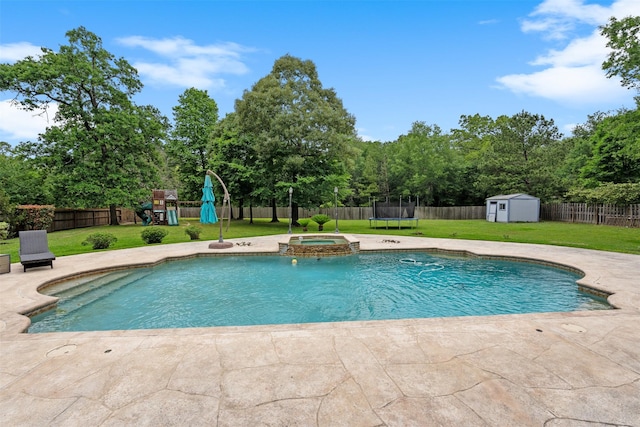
[28,253,610,333]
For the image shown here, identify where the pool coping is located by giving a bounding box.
[2,233,638,336]
[1,234,639,425]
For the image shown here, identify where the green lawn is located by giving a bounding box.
[1,218,639,263]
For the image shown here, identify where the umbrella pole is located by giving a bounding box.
[206,170,233,249]
[218,203,224,243]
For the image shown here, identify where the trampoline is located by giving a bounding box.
[369,200,419,229]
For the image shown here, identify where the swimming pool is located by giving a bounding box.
[28,252,610,333]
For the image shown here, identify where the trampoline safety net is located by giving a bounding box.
[373,202,416,218]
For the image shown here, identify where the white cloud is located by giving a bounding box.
[496,64,628,105]
[116,36,254,90]
[530,31,607,67]
[497,0,640,105]
[0,100,58,143]
[0,42,43,62]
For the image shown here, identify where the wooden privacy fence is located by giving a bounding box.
[417,206,486,220]
[177,203,487,221]
[177,205,372,220]
[181,203,639,227]
[540,203,640,227]
[48,203,639,231]
[50,208,135,232]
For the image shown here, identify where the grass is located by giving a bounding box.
[1,218,639,263]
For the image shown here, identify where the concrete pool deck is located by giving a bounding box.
[1,234,639,426]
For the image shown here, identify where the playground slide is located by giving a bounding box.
[135,202,153,226]
[167,209,179,226]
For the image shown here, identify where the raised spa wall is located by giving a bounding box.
[279,235,360,257]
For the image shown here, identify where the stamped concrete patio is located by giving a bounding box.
[1,234,639,426]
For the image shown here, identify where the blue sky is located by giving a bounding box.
[1,0,638,146]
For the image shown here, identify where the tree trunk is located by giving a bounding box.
[237,198,245,220]
[109,204,119,226]
[270,198,279,223]
[249,201,254,224]
[292,201,300,226]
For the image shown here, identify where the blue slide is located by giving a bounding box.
[167,210,179,226]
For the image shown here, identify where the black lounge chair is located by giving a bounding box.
[19,230,56,272]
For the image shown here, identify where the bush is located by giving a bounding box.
[566,183,640,204]
[141,228,169,244]
[0,222,8,240]
[82,233,117,249]
[310,214,331,231]
[0,189,13,222]
[15,205,55,231]
[310,214,331,225]
[185,225,202,240]
[298,218,310,229]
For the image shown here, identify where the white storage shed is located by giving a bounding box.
[486,193,540,223]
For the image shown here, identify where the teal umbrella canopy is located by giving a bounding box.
[200,175,218,224]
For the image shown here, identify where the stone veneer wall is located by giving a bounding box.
[285,243,353,257]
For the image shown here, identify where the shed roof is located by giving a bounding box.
[486,193,539,201]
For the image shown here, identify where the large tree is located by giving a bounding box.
[559,112,609,189]
[601,15,640,92]
[235,54,357,223]
[450,114,499,204]
[388,122,464,206]
[0,27,167,224]
[210,112,257,221]
[581,108,640,185]
[0,142,52,205]
[167,87,219,200]
[346,139,390,206]
[475,111,564,201]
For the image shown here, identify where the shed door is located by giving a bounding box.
[487,201,497,222]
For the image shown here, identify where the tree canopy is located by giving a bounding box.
[475,111,564,201]
[601,16,640,92]
[0,26,167,223]
[235,54,357,221]
[167,87,219,200]
[1,24,639,220]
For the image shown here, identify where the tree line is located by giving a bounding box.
[1,18,639,226]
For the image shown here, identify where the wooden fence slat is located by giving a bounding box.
[540,203,640,227]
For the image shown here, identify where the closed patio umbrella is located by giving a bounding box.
[200,175,218,224]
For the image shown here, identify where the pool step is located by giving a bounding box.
[53,270,152,313]
[49,271,132,298]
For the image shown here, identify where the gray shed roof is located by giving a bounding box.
[486,193,539,201]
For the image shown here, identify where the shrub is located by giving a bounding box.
[0,189,13,222]
[310,214,331,231]
[0,222,8,240]
[82,233,117,249]
[185,225,202,240]
[298,218,310,229]
[141,228,169,244]
[15,205,55,230]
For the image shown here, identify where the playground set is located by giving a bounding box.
[135,190,179,226]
